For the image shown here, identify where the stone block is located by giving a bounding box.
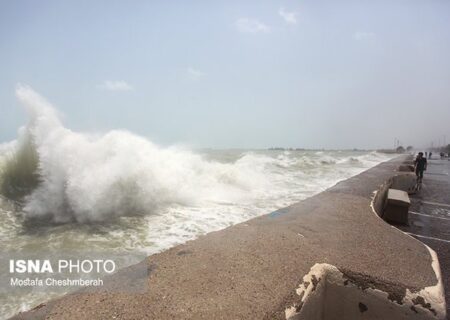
[383,189,410,224]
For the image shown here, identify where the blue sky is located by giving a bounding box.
[1,0,450,149]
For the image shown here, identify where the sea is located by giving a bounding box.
[0,86,394,319]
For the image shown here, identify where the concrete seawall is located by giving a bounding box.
[12,156,447,319]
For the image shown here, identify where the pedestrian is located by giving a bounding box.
[414,152,427,183]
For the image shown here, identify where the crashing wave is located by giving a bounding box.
[1,86,273,223]
[0,86,391,224]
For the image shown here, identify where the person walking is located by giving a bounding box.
[414,152,427,183]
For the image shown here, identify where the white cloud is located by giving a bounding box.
[235,18,270,33]
[353,31,376,41]
[279,8,297,25]
[98,80,134,91]
[187,67,206,80]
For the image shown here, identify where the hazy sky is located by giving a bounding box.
[1,0,449,149]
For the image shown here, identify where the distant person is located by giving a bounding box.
[429,152,432,159]
[425,151,428,158]
[414,152,427,182]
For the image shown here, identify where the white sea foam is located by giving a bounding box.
[12,86,276,223]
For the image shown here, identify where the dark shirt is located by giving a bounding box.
[415,157,427,171]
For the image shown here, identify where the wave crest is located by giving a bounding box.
[2,86,271,223]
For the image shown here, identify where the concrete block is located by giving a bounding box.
[383,189,410,224]
[391,173,417,194]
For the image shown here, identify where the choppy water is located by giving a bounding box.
[0,86,394,319]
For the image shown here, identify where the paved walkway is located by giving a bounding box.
[399,156,450,318]
[12,156,446,319]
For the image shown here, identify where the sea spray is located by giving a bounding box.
[5,86,272,223]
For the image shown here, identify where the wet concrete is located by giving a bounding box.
[397,156,450,319]
[11,156,446,319]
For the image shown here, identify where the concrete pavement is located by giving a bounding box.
[398,156,450,319]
